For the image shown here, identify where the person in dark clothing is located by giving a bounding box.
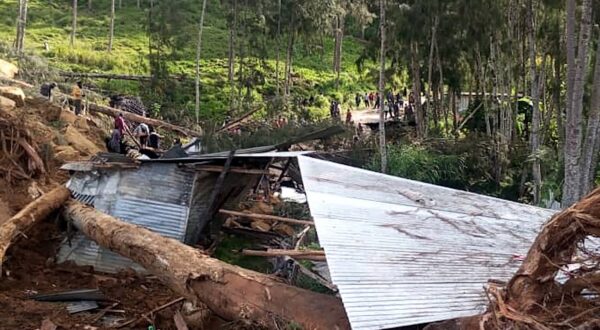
[393,102,400,118]
[374,94,381,110]
[355,93,361,108]
[148,125,160,149]
[40,82,57,100]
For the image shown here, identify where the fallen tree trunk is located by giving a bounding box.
[0,186,71,273]
[220,209,315,226]
[59,71,188,82]
[85,102,202,137]
[63,200,350,329]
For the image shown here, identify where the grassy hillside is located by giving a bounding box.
[0,0,377,122]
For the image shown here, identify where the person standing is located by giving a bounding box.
[355,93,361,109]
[133,123,150,148]
[346,109,353,125]
[71,81,84,116]
[148,126,161,149]
[111,113,129,153]
[40,82,57,100]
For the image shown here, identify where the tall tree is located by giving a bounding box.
[528,0,542,204]
[195,0,208,124]
[275,0,282,95]
[562,0,593,206]
[71,0,77,46]
[378,0,387,173]
[15,0,28,53]
[108,0,115,52]
[88,0,92,10]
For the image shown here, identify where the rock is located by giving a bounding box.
[0,96,16,112]
[0,59,18,79]
[250,220,272,232]
[54,145,81,162]
[45,105,63,122]
[63,125,102,156]
[0,86,25,107]
[59,109,79,125]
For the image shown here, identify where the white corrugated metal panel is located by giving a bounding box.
[297,156,556,330]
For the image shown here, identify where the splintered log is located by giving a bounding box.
[63,200,350,330]
[85,102,202,137]
[0,186,71,272]
[242,249,326,261]
[219,209,315,226]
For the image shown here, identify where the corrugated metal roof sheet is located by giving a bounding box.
[58,163,195,273]
[297,156,556,330]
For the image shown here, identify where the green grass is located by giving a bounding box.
[213,235,273,273]
[0,0,377,122]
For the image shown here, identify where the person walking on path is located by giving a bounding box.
[71,81,84,116]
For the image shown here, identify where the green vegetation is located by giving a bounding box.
[0,0,376,122]
[212,235,272,273]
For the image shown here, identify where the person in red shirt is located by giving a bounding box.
[110,113,131,153]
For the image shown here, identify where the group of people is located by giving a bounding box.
[355,90,417,121]
[40,81,85,116]
[107,113,161,154]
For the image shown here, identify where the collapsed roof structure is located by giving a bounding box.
[59,149,557,329]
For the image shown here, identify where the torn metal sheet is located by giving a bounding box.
[298,156,556,330]
[67,301,99,314]
[59,163,195,273]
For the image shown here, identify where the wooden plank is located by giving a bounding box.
[242,249,326,261]
[219,209,314,226]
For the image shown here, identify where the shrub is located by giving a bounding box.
[368,144,467,188]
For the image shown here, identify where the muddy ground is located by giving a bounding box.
[0,96,207,329]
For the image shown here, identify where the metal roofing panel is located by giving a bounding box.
[59,163,194,273]
[297,156,555,330]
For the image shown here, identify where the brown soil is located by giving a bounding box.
[0,96,185,329]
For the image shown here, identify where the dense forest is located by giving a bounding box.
[3,0,600,209]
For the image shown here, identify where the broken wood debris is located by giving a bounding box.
[63,200,349,329]
[290,258,338,292]
[173,310,189,330]
[0,186,70,274]
[116,297,185,328]
[89,301,121,324]
[242,248,326,261]
[220,209,314,226]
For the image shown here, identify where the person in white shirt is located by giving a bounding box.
[133,123,150,148]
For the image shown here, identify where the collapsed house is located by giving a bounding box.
[59,151,557,329]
